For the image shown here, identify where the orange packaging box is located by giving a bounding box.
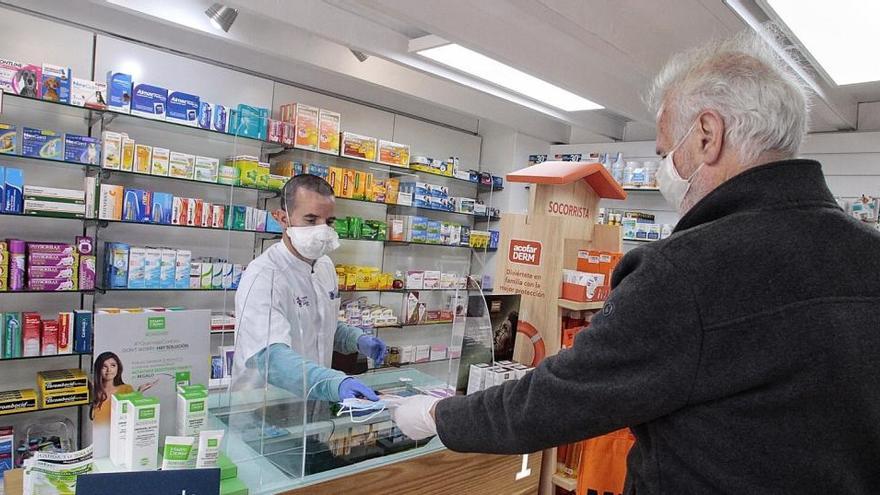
[341,169,356,198]
[328,167,344,196]
[294,104,319,151]
[318,110,341,155]
[385,178,400,204]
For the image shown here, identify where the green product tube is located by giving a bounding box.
[5,313,21,358]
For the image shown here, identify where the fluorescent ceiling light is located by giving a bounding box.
[418,43,602,112]
[764,0,880,85]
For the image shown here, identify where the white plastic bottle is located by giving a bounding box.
[644,161,659,188]
[623,161,636,187]
[611,157,625,184]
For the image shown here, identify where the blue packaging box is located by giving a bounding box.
[106,72,132,113]
[131,83,168,120]
[426,220,442,234]
[0,123,16,155]
[235,104,267,139]
[489,230,500,249]
[41,64,71,104]
[198,101,213,129]
[167,90,200,126]
[411,230,427,243]
[104,242,130,289]
[426,232,441,244]
[150,192,173,224]
[492,175,503,189]
[63,134,100,165]
[22,127,63,160]
[73,310,92,353]
[227,108,238,135]
[4,168,23,214]
[212,104,228,133]
[122,188,151,223]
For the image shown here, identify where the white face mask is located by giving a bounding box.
[657,121,704,213]
[284,197,340,260]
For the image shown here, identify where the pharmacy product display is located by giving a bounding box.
[0,309,91,358]
[598,208,672,242]
[102,242,243,290]
[0,237,95,292]
[0,367,90,416]
[549,152,659,189]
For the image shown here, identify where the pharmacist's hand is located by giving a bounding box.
[357,335,387,363]
[338,377,379,401]
[386,395,442,440]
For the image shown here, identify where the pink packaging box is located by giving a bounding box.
[27,278,77,291]
[26,242,75,255]
[79,255,95,290]
[27,265,76,279]
[28,252,78,267]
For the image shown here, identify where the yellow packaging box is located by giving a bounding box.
[328,167,345,196]
[270,161,296,178]
[352,171,368,200]
[341,169,356,198]
[340,132,377,162]
[386,178,400,205]
[318,109,341,155]
[37,368,89,395]
[121,137,135,172]
[0,389,37,415]
[134,144,152,174]
[377,140,411,168]
[0,241,8,291]
[39,388,89,409]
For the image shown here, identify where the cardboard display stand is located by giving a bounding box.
[496,161,624,364]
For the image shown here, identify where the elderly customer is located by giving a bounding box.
[387,28,880,494]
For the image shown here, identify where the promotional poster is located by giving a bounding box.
[90,310,210,457]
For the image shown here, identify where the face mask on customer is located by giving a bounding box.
[285,198,340,260]
[657,120,704,213]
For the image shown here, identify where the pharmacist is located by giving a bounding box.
[390,30,880,493]
[232,174,386,402]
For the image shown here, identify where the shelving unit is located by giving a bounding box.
[0,402,85,417]
[557,299,605,311]
[0,352,91,363]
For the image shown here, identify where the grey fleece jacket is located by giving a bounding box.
[435,159,880,494]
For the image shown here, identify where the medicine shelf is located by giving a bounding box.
[0,289,95,295]
[557,299,606,311]
[97,286,236,293]
[0,402,84,417]
[0,352,91,363]
[339,288,472,294]
[622,237,657,243]
[0,211,85,222]
[91,218,279,236]
[623,187,660,192]
[3,92,506,188]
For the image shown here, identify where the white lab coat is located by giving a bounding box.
[231,241,341,390]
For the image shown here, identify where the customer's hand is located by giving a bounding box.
[337,377,379,401]
[357,335,387,363]
[385,395,442,440]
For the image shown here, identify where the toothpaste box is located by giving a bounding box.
[194,156,219,183]
[134,144,152,174]
[150,147,170,176]
[212,104,229,133]
[4,168,23,214]
[168,152,195,180]
[22,312,41,357]
[28,265,77,280]
[28,278,77,291]
[174,250,191,289]
[166,91,200,126]
[186,199,199,226]
[221,263,233,289]
[143,248,161,288]
[22,127,63,160]
[198,101,213,129]
[0,123,17,155]
[70,78,107,110]
[64,134,100,165]
[211,262,223,289]
[73,310,92,352]
[102,131,123,169]
[150,192,173,224]
[171,197,188,225]
[159,249,176,289]
[79,255,96,290]
[200,263,212,289]
[127,247,146,289]
[29,252,77,268]
[28,243,75,255]
[105,242,130,289]
[232,264,243,289]
[57,313,73,355]
[189,262,201,288]
[0,59,42,98]
[24,185,85,205]
[41,64,71,104]
[106,72,132,113]
[131,83,168,120]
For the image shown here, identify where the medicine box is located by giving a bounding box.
[159,249,176,289]
[318,109,340,155]
[377,140,410,168]
[166,91,200,126]
[106,72,132,113]
[102,131,123,169]
[70,78,107,110]
[37,368,88,394]
[151,147,170,176]
[39,389,89,409]
[150,192,173,224]
[64,134,100,165]
[22,127,63,160]
[293,104,319,151]
[127,247,146,289]
[41,64,71,104]
[134,144,152,174]
[174,250,191,289]
[0,123,17,155]
[0,59,41,97]
[143,248,161,288]
[131,83,168,120]
[341,132,377,161]
[198,101,213,129]
[212,104,229,133]
[169,152,195,180]
[194,156,219,183]
[4,168,23,214]
[0,389,37,416]
[121,137,135,172]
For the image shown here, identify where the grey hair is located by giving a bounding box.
[646,25,811,166]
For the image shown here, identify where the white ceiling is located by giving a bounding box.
[4,0,876,142]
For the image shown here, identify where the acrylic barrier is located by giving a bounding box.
[206,266,495,493]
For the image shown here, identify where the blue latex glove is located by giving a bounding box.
[357,334,387,363]
[338,377,379,401]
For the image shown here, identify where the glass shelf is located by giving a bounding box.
[0,402,84,417]
[339,288,472,293]
[92,218,276,235]
[0,289,94,295]
[0,352,90,362]
[98,286,236,292]
[0,210,85,222]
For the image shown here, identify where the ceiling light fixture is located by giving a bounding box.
[416,43,602,112]
[205,3,238,33]
[350,49,369,63]
[761,0,880,85]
